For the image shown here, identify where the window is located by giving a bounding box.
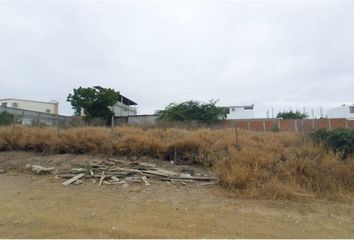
[11,102,18,108]
[231,107,235,112]
[46,109,51,113]
[350,106,354,114]
[1,102,7,107]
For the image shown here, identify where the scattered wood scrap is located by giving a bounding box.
[31,165,56,175]
[62,173,85,186]
[98,171,105,186]
[56,158,217,188]
[141,176,150,186]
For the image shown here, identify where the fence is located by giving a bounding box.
[0,106,72,127]
[223,118,354,132]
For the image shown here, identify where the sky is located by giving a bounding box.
[0,0,353,118]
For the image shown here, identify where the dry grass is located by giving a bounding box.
[0,125,353,200]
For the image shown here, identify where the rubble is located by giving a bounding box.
[0,169,6,174]
[30,165,56,175]
[57,158,217,188]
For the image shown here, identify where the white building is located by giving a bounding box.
[0,98,59,114]
[223,104,255,119]
[327,104,354,120]
[112,95,137,116]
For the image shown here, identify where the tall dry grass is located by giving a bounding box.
[0,125,353,199]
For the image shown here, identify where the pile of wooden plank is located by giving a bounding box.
[58,158,217,187]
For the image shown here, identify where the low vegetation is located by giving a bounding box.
[311,129,354,159]
[0,125,353,200]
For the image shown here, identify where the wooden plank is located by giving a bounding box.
[62,173,85,186]
[142,168,179,177]
[141,176,150,186]
[170,176,217,181]
[98,171,105,186]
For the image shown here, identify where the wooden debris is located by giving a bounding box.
[141,176,150,186]
[62,173,85,186]
[71,168,84,174]
[142,168,178,177]
[31,165,55,175]
[98,171,105,186]
[111,176,120,182]
[0,169,5,174]
[73,180,84,185]
[170,176,217,181]
[200,182,217,186]
[90,169,94,176]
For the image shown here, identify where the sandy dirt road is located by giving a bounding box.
[0,174,353,238]
[0,152,353,238]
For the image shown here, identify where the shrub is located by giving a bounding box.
[0,112,13,126]
[311,129,354,159]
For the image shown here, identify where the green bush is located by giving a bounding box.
[311,129,354,159]
[0,111,13,125]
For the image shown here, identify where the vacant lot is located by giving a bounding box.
[0,152,353,238]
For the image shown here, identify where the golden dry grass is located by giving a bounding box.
[0,125,353,200]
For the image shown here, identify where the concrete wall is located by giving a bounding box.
[224,118,354,131]
[0,99,58,114]
[114,115,158,126]
[112,102,137,117]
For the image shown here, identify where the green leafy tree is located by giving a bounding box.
[0,111,13,125]
[157,100,227,125]
[276,110,308,119]
[67,87,120,124]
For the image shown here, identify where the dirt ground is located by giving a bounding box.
[0,152,353,238]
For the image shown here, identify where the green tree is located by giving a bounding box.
[157,100,227,125]
[0,111,13,125]
[276,110,308,119]
[67,87,120,124]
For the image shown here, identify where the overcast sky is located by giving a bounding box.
[0,0,353,117]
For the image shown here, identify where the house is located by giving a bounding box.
[0,98,59,114]
[223,104,254,119]
[327,104,354,120]
[112,95,138,116]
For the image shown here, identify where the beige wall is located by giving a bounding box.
[0,99,58,114]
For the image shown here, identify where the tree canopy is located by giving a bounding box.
[67,87,120,124]
[157,100,227,125]
[276,110,308,119]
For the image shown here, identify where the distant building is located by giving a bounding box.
[223,104,254,119]
[327,104,354,120]
[112,95,137,116]
[0,98,59,114]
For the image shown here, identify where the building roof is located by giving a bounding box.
[93,86,137,106]
[222,104,254,109]
[119,95,137,106]
[0,98,58,105]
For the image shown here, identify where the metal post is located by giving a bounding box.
[345,120,349,129]
[328,119,332,130]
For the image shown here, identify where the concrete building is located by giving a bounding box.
[223,104,255,119]
[327,104,354,120]
[112,95,137,116]
[0,98,59,114]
